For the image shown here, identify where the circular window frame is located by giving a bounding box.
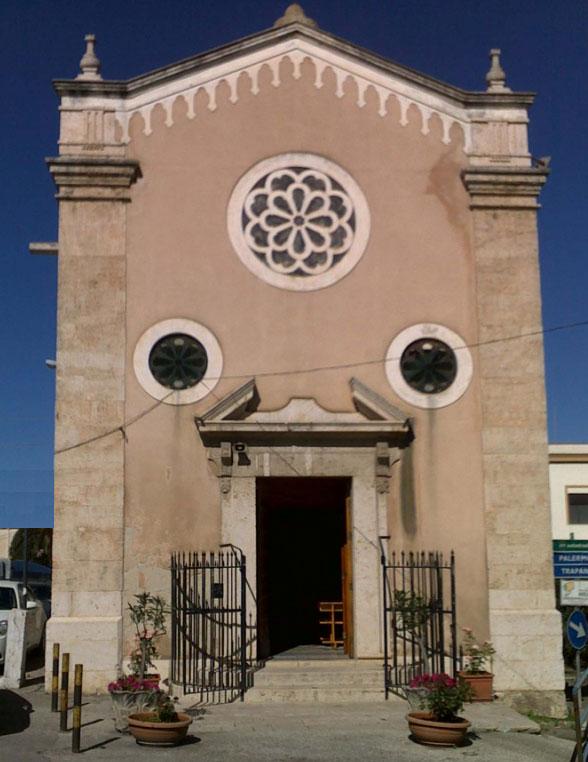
[133,319,223,405]
[385,324,473,409]
[227,153,370,292]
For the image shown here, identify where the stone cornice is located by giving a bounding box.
[52,23,535,110]
[52,29,539,154]
[461,166,548,209]
[46,156,141,201]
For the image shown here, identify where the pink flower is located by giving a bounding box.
[107,674,160,693]
[408,672,456,690]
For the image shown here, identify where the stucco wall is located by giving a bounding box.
[122,58,489,650]
[45,30,565,711]
[0,529,17,558]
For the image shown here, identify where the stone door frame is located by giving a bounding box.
[218,446,389,659]
[197,378,413,660]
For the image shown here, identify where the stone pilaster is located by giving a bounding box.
[0,529,16,558]
[463,167,566,717]
[45,156,139,692]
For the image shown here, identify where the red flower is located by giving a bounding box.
[107,675,160,693]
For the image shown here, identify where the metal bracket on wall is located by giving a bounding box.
[220,441,233,494]
[375,441,390,494]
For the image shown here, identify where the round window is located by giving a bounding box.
[133,319,223,405]
[385,324,473,409]
[400,338,457,394]
[148,333,208,390]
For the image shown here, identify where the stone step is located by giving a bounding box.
[244,658,391,703]
[261,658,383,670]
[253,669,383,688]
[244,686,391,704]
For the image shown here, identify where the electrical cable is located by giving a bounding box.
[53,316,588,455]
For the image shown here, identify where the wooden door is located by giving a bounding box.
[341,496,354,656]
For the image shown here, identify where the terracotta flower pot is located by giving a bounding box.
[458,670,493,701]
[407,711,470,747]
[128,712,192,746]
[143,673,161,689]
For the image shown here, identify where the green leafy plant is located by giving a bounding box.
[151,691,179,723]
[461,627,495,674]
[410,673,473,722]
[128,592,168,680]
[394,590,431,673]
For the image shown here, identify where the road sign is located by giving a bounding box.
[554,564,588,580]
[552,544,588,578]
[567,609,588,650]
[554,540,588,551]
[554,552,588,565]
[561,580,588,606]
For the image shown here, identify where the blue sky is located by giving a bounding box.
[0,0,586,528]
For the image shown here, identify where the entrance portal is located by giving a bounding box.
[256,477,350,659]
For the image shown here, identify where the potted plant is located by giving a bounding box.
[128,690,192,747]
[108,675,160,733]
[393,590,431,675]
[458,627,495,701]
[108,591,168,732]
[406,673,473,746]
[128,592,168,682]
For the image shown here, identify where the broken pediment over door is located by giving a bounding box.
[195,377,413,448]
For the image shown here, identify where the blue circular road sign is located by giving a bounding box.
[567,609,588,650]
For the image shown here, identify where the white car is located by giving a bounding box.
[0,580,47,670]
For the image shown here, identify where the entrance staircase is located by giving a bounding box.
[245,648,393,703]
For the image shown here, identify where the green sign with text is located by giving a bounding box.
[554,540,588,552]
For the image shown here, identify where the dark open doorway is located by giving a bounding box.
[256,477,350,659]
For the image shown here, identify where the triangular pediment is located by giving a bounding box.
[196,378,412,447]
[200,378,260,422]
[55,21,533,151]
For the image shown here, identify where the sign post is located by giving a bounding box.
[559,546,588,756]
[567,608,588,713]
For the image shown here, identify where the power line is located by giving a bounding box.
[209,318,588,382]
[53,316,588,455]
[55,390,175,454]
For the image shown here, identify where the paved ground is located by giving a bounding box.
[0,684,576,761]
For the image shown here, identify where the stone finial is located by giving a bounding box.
[273,3,318,29]
[485,48,511,93]
[77,34,102,81]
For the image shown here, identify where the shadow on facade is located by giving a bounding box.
[400,448,417,536]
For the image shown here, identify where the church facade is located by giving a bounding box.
[39,5,564,713]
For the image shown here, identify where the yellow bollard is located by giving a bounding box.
[59,652,70,732]
[72,664,83,753]
[51,643,60,712]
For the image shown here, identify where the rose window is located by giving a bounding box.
[244,167,355,276]
[228,154,370,291]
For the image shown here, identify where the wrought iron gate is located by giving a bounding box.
[171,545,255,702]
[380,539,458,698]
